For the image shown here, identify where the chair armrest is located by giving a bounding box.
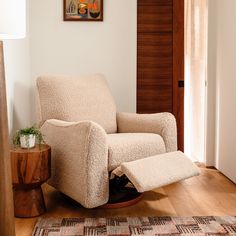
[117,112,177,152]
[41,119,108,208]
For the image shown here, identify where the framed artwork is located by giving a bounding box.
[64,0,103,21]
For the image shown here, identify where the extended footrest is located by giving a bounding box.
[112,151,200,192]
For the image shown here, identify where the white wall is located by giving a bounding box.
[3,1,32,135]
[3,0,137,135]
[29,0,137,118]
[207,0,236,182]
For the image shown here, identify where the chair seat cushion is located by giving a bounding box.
[107,133,166,171]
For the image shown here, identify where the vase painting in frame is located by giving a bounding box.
[64,0,103,21]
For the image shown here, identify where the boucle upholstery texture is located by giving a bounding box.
[37,74,117,134]
[113,151,200,192]
[117,112,177,152]
[107,133,166,171]
[37,74,179,208]
[40,119,109,208]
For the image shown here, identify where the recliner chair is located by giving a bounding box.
[37,74,196,208]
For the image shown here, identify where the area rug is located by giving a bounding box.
[33,216,236,236]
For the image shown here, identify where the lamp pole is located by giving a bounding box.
[0,41,15,236]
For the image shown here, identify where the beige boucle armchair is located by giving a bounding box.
[37,74,177,208]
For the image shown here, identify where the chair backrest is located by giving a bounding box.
[36,74,117,133]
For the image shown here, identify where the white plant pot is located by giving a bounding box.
[20,134,36,149]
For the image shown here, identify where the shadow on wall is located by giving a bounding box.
[10,81,34,138]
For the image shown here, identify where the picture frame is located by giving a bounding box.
[63,0,103,21]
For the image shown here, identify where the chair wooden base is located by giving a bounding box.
[61,187,143,209]
[62,176,143,209]
[99,187,143,209]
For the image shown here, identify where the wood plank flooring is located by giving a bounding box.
[15,166,236,236]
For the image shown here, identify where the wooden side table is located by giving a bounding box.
[11,144,51,218]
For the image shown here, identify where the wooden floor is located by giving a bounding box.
[15,166,236,236]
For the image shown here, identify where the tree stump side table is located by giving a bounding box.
[10,144,51,218]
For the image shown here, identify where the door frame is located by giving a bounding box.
[173,0,185,151]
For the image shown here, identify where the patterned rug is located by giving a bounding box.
[33,216,236,236]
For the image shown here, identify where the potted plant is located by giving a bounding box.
[13,126,44,149]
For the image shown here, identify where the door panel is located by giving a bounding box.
[137,0,184,151]
[138,8,173,33]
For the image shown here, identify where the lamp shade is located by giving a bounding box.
[0,0,26,39]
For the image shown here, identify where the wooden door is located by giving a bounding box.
[137,0,184,151]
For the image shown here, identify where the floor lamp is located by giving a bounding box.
[0,1,26,235]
